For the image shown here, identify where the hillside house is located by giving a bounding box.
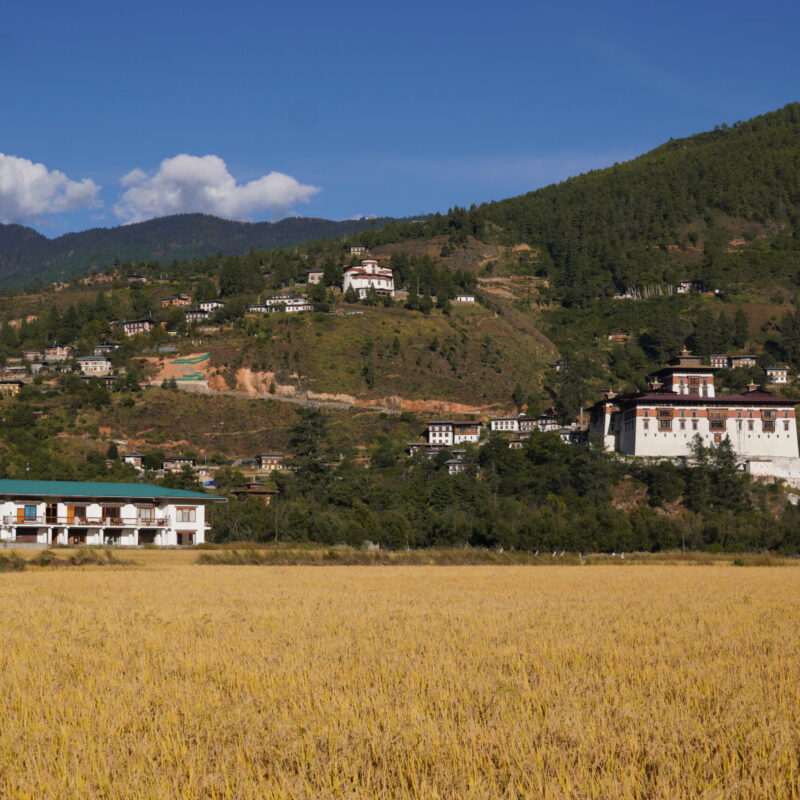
[677,280,704,294]
[1,366,28,378]
[607,332,630,343]
[0,380,24,396]
[162,456,196,473]
[161,294,192,308]
[590,350,799,463]
[730,355,758,369]
[22,349,44,362]
[709,354,730,369]
[247,295,313,314]
[0,480,224,546]
[231,482,278,505]
[114,319,155,336]
[44,345,72,362]
[256,453,287,473]
[307,269,324,285]
[425,421,481,446]
[199,300,225,313]
[342,259,395,298]
[123,453,144,470]
[93,343,120,356]
[76,356,112,376]
[185,308,212,323]
[766,366,789,384]
[454,295,476,303]
[489,414,560,434]
[346,245,368,256]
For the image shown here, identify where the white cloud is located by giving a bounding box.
[0,154,100,224]
[114,154,320,223]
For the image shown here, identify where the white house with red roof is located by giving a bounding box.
[342,259,395,299]
[590,350,799,461]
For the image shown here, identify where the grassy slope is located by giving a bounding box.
[208,303,555,407]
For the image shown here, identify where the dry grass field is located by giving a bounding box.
[1,561,799,798]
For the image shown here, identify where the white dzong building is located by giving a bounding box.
[590,350,799,472]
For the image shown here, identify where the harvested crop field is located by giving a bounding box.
[1,563,799,798]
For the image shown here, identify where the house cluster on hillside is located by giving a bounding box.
[406,414,588,471]
[590,350,800,485]
[0,343,126,387]
[120,450,290,504]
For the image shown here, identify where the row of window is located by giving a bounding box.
[13,505,197,523]
[644,408,791,419]
[642,419,790,433]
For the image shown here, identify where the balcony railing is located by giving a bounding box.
[3,516,169,527]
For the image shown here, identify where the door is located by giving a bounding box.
[67,506,75,524]
[16,507,24,523]
[46,503,58,524]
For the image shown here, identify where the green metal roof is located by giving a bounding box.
[0,480,225,502]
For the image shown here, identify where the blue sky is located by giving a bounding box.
[2,0,798,235]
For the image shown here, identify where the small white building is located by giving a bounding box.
[76,356,112,376]
[342,259,395,299]
[729,355,758,369]
[114,319,155,336]
[247,295,313,314]
[93,343,120,356]
[307,269,324,285]
[163,456,196,473]
[199,301,225,313]
[489,414,560,434]
[44,345,72,362]
[185,308,212,323]
[123,453,144,470]
[453,295,475,303]
[425,421,481,446]
[256,453,287,473]
[766,366,789,384]
[709,354,729,369]
[0,479,225,546]
[346,245,368,256]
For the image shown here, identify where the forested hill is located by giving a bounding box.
[0,213,398,286]
[360,103,800,304]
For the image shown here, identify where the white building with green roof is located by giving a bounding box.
[0,480,226,547]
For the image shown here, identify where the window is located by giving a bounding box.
[708,409,727,433]
[643,420,649,431]
[176,507,196,523]
[692,420,698,431]
[748,420,754,431]
[103,506,122,523]
[659,418,672,431]
[784,421,790,432]
[138,506,155,522]
[24,504,37,520]
[763,420,775,433]
[679,420,686,430]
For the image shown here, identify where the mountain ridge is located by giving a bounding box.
[0,213,399,286]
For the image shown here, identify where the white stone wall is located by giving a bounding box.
[620,407,798,459]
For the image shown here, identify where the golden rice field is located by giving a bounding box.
[1,559,800,798]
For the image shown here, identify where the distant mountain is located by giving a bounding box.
[0,214,399,286]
